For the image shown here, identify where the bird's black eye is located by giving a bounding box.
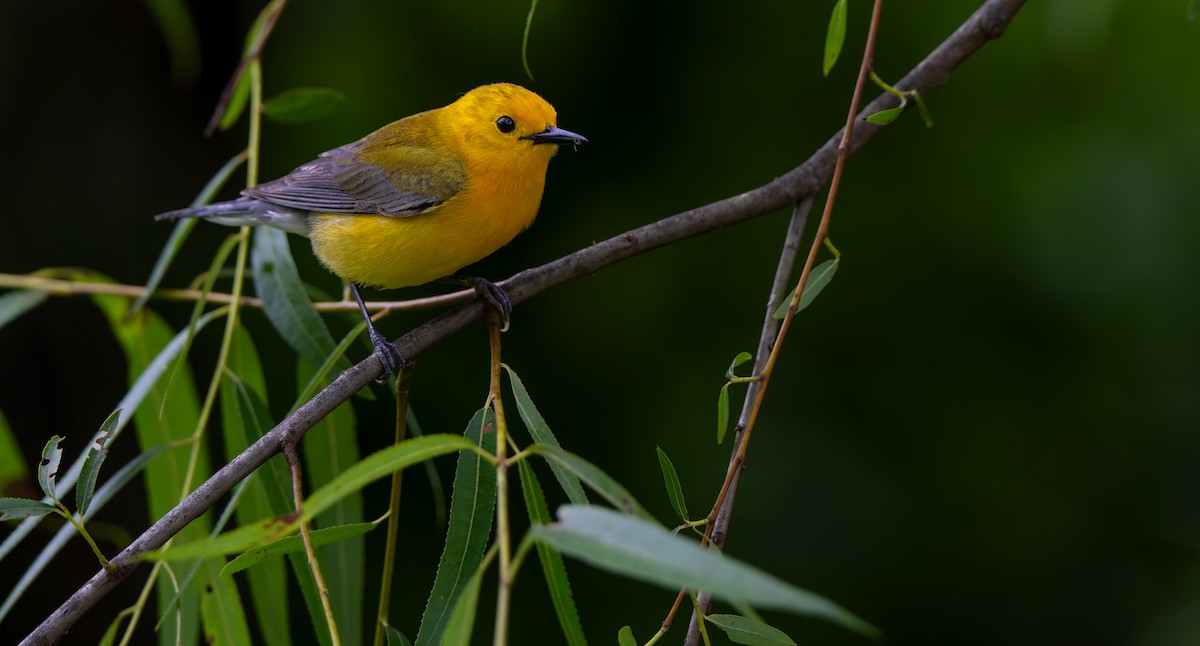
[496,116,516,134]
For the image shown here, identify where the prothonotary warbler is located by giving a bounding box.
[157,83,586,376]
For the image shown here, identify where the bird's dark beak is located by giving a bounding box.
[523,126,587,146]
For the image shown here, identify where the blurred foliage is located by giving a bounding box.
[1,0,1199,644]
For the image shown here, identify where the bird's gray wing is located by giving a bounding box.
[243,140,465,217]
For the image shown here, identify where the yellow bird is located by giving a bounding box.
[157,83,586,375]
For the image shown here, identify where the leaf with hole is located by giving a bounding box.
[37,436,65,501]
[76,410,118,516]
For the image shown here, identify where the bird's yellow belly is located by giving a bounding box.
[307,192,539,289]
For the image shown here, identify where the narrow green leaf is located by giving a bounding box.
[298,356,364,646]
[76,410,119,516]
[416,409,497,646]
[0,289,48,332]
[437,567,483,646]
[823,0,848,77]
[726,351,754,379]
[706,614,796,646]
[866,100,907,125]
[222,522,379,577]
[263,87,344,124]
[773,259,840,320]
[145,517,296,562]
[617,626,636,646]
[201,557,252,646]
[533,506,879,639]
[252,227,348,371]
[914,91,934,127]
[529,444,648,518]
[717,384,731,445]
[517,460,588,646]
[655,447,689,522]
[303,434,478,527]
[37,435,65,501]
[0,498,59,520]
[504,367,588,505]
[385,625,412,646]
[0,408,28,494]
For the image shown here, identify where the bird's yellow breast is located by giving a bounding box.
[307,156,549,289]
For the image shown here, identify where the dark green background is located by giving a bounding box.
[2,0,1199,644]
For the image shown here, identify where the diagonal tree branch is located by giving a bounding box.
[21,1,1025,642]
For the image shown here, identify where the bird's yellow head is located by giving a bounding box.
[443,83,587,168]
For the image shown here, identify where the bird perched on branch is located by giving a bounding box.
[157,83,586,376]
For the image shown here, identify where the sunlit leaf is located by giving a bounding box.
[222,522,379,577]
[617,625,637,646]
[823,0,848,77]
[866,100,907,125]
[201,557,251,646]
[726,351,753,379]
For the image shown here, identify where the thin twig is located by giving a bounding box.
[285,440,341,646]
[683,0,888,641]
[0,273,476,312]
[373,363,417,646]
[488,311,514,646]
[19,3,1025,642]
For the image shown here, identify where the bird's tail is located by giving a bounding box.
[154,198,309,237]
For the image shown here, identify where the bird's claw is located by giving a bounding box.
[466,277,512,331]
[369,327,404,382]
